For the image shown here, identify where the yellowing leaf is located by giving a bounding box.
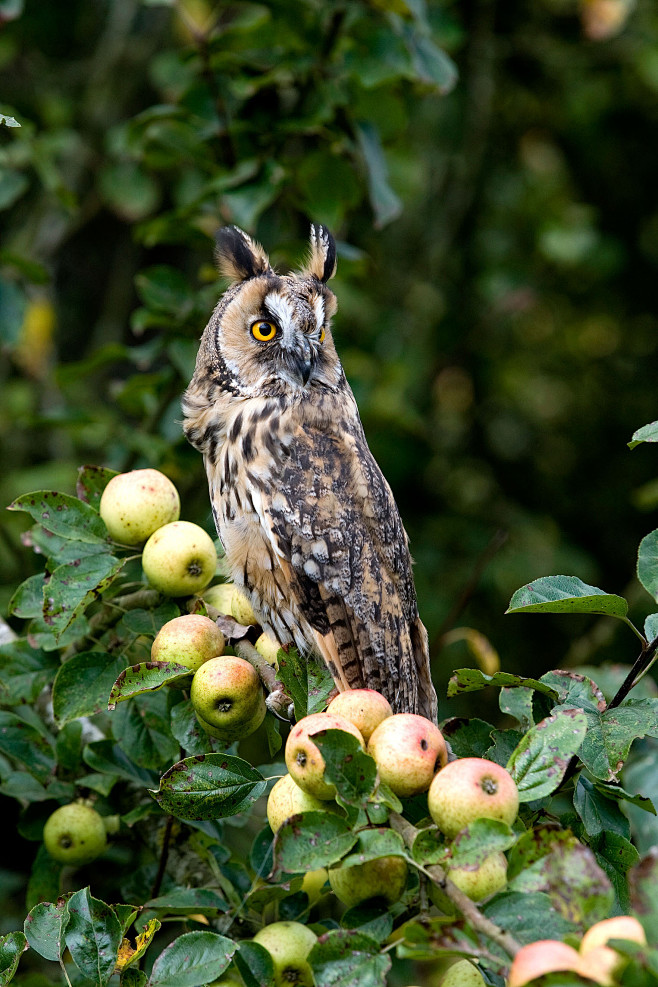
[115,919,160,973]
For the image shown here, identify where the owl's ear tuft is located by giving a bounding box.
[300,224,337,283]
[215,226,272,282]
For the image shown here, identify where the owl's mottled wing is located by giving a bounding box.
[264,417,437,719]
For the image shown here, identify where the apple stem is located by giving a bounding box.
[389,812,522,960]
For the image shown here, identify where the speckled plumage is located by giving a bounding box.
[182,225,437,720]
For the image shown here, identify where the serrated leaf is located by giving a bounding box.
[629,421,658,449]
[445,818,517,868]
[339,903,393,943]
[447,667,558,699]
[0,640,59,705]
[7,573,46,619]
[24,900,69,962]
[273,811,358,874]
[150,754,266,820]
[112,691,179,769]
[115,919,160,973]
[440,718,495,758]
[53,652,127,726]
[169,699,216,756]
[64,888,122,987]
[0,932,26,987]
[144,889,227,915]
[557,698,658,782]
[43,555,126,638]
[507,708,588,800]
[506,575,628,618]
[482,891,576,945]
[638,531,658,601]
[499,686,535,729]
[592,830,639,912]
[83,741,158,786]
[118,602,181,637]
[573,775,632,839]
[76,466,119,509]
[234,940,275,987]
[312,729,377,806]
[108,662,192,709]
[309,930,390,987]
[8,491,109,543]
[339,827,407,869]
[276,647,334,720]
[0,711,55,782]
[146,931,235,987]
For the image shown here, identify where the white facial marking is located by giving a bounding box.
[264,292,295,347]
[313,295,325,333]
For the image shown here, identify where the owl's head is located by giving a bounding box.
[198,224,342,398]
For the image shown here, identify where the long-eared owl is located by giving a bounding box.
[182,225,437,720]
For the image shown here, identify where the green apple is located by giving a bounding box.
[326,688,393,742]
[367,713,448,797]
[202,583,238,614]
[328,855,408,907]
[439,959,486,987]
[301,868,328,905]
[254,631,281,667]
[231,587,259,625]
[266,773,329,832]
[191,655,266,742]
[43,802,108,865]
[99,468,180,545]
[252,921,317,987]
[285,712,365,800]
[142,521,217,597]
[445,851,507,902]
[508,941,583,987]
[151,613,225,671]
[427,757,519,838]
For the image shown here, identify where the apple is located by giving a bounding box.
[267,773,329,832]
[326,688,393,742]
[151,614,225,672]
[301,867,328,905]
[142,521,217,597]
[191,655,266,742]
[285,712,365,800]
[439,959,486,987]
[99,468,180,545]
[255,631,282,667]
[252,921,317,987]
[427,757,519,838]
[507,941,583,987]
[202,583,237,614]
[367,713,448,797]
[579,916,647,986]
[43,802,108,866]
[328,855,408,907]
[231,587,259,626]
[445,851,507,902]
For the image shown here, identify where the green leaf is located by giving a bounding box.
[0,933,26,987]
[539,669,606,709]
[276,647,334,720]
[630,852,658,945]
[0,640,59,705]
[309,930,390,987]
[573,775,631,838]
[559,698,658,782]
[26,844,62,911]
[0,711,54,782]
[64,888,122,987]
[150,753,266,820]
[122,970,148,987]
[354,122,402,228]
[482,891,576,946]
[445,818,517,868]
[629,421,658,449]
[108,661,192,709]
[134,266,194,317]
[144,889,227,915]
[507,708,588,801]
[447,667,558,699]
[7,573,46,619]
[312,730,377,806]
[273,811,358,874]
[0,114,20,127]
[43,555,126,638]
[24,899,69,962]
[440,718,495,758]
[591,831,639,912]
[499,687,535,729]
[234,940,275,987]
[169,699,215,756]
[112,691,179,770]
[76,465,119,509]
[506,575,628,618]
[116,918,160,974]
[7,491,110,543]
[339,904,393,943]
[638,531,658,601]
[118,602,181,638]
[339,827,407,868]
[83,741,158,786]
[146,932,235,987]
[53,652,127,726]
[400,26,458,93]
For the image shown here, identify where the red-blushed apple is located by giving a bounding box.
[578,915,647,986]
[43,802,108,865]
[328,855,408,907]
[254,631,281,667]
[285,712,365,799]
[231,587,258,625]
[252,920,317,987]
[99,468,180,545]
[190,655,265,742]
[266,773,329,832]
[151,614,225,672]
[445,851,507,902]
[427,757,519,838]
[327,688,393,742]
[439,959,487,987]
[367,713,448,797]
[507,940,583,987]
[142,521,217,597]
[202,583,237,614]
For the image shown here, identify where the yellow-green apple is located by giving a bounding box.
[327,688,393,742]
[99,468,180,545]
[301,868,328,905]
[439,959,487,987]
[142,521,217,597]
[43,802,108,865]
[202,583,237,614]
[445,851,507,902]
[252,921,317,987]
[428,758,519,838]
[266,773,329,832]
[285,712,365,800]
[507,941,583,987]
[328,855,407,907]
[231,587,259,625]
[367,713,448,796]
[578,915,647,986]
[151,614,224,672]
[191,655,265,742]
[255,631,281,667]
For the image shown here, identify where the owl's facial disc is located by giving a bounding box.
[262,288,320,389]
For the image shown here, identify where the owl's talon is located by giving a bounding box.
[265,689,294,721]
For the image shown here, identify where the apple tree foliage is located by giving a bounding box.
[0,428,658,985]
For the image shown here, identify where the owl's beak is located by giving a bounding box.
[286,339,314,387]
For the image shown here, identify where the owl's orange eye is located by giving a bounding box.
[319,327,325,343]
[251,320,277,342]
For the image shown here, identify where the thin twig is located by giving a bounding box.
[607,634,658,710]
[151,815,175,899]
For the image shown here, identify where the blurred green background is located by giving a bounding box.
[2,0,658,712]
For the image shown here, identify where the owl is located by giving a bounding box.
[182,225,437,721]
